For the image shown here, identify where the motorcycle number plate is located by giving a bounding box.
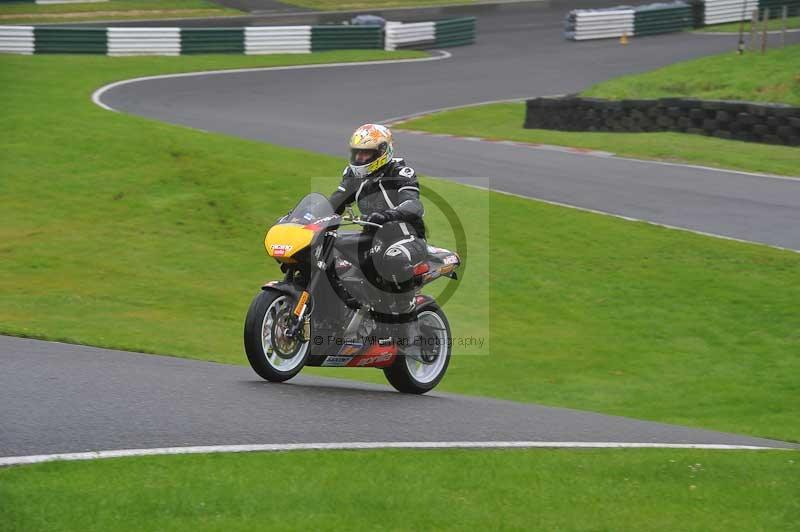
[321,355,353,367]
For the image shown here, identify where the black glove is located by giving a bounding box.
[365,210,399,226]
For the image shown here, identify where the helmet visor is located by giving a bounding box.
[350,148,380,166]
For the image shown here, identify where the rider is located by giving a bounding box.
[329,124,427,358]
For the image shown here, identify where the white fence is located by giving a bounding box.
[384,21,436,50]
[245,26,311,54]
[703,0,759,24]
[107,28,180,56]
[565,9,635,40]
[0,26,34,54]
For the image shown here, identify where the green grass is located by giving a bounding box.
[701,16,800,32]
[582,44,800,106]
[0,0,241,24]
[281,0,475,10]
[2,52,800,442]
[395,102,800,176]
[1,449,798,531]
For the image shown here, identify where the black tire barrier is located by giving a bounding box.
[524,96,800,146]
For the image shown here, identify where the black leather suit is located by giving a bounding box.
[329,158,427,319]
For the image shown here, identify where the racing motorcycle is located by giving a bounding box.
[243,192,461,394]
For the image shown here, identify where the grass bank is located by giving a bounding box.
[396,45,800,176]
[1,449,797,531]
[1,52,799,441]
[0,0,241,24]
[581,43,800,105]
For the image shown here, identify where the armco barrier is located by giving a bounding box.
[181,28,245,54]
[310,25,383,51]
[564,8,635,40]
[634,3,694,35]
[385,21,436,50]
[108,28,180,56]
[434,17,476,47]
[759,0,800,16]
[34,27,106,54]
[702,0,759,24]
[0,18,475,55]
[245,26,311,54]
[567,0,799,39]
[0,26,34,54]
[385,17,475,50]
[524,96,800,146]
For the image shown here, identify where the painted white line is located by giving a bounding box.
[91,50,453,113]
[1,441,791,467]
[408,129,798,181]
[447,179,800,254]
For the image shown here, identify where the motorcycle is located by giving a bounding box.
[243,192,461,394]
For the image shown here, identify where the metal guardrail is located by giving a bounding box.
[0,17,476,55]
[385,17,476,50]
[703,0,760,24]
[564,8,635,40]
[565,0,797,40]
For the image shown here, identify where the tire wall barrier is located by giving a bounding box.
[567,0,800,40]
[0,18,475,55]
[524,96,800,146]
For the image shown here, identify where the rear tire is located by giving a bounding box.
[383,303,452,394]
[244,290,309,382]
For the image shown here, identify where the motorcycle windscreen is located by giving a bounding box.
[282,192,336,226]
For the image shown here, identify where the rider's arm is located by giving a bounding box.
[329,169,356,215]
[387,166,424,222]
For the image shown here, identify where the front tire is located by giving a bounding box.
[244,290,309,382]
[383,303,452,394]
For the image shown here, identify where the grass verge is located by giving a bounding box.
[0,0,241,24]
[396,45,800,176]
[581,44,800,106]
[1,449,798,531]
[1,52,799,441]
[700,16,800,32]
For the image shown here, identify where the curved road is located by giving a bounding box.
[99,3,800,250]
[1,336,795,459]
[4,4,799,461]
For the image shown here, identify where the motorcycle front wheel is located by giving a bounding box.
[384,302,452,394]
[244,290,310,382]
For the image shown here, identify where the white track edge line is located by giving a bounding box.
[446,179,800,254]
[91,50,452,112]
[1,441,791,466]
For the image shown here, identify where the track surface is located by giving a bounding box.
[6,4,799,459]
[1,336,794,458]
[100,3,800,250]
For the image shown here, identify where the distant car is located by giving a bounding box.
[350,15,387,28]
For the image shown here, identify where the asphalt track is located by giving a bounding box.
[1,336,795,460]
[5,3,800,461]
[98,3,800,251]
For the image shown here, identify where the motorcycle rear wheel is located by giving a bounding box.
[244,290,310,382]
[383,303,452,394]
